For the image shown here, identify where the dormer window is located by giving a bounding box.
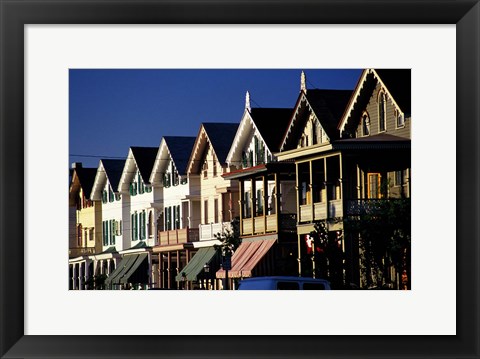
[378,91,386,132]
[362,112,370,136]
[202,159,208,178]
[138,172,145,194]
[162,172,171,188]
[213,157,217,177]
[312,119,322,145]
[396,110,405,128]
[108,186,114,202]
[129,182,138,195]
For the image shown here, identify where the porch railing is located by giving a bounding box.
[158,227,199,246]
[345,199,410,216]
[199,222,232,241]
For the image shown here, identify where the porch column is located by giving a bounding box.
[251,178,255,234]
[263,175,267,233]
[406,168,411,197]
[339,154,343,200]
[274,173,280,232]
[295,162,300,222]
[324,158,329,218]
[356,164,362,199]
[297,234,302,276]
[309,160,314,220]
[239,180,244,234]
[185,249,190,290]
[78,263,84,290]
[167,252,171,289]
[84,259,90,290]
[71,264,76,290]
[148,253,152,288]
[176,250,182,290]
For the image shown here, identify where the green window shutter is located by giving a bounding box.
[131,214,134,240]
[102,221,106,245]
[135,213,138,240]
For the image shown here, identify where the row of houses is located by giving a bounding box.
[69,69,411,290]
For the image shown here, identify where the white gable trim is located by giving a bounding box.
[118,148,138,192]
[338,69,405,136]
[149,138,169,185]
[280,93,314,151]
[91,161,108,200]
[226,109,250,166]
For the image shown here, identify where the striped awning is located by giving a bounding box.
[216,239,276,279]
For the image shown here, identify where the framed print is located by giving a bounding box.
[1,0,479,358]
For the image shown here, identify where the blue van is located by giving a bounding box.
[237,276,331,290]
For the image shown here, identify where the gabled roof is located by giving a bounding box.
[249,108,293,152]
[101,159,126,190]
[375,69,411,115]
[91,158,126,200]
[188,123,239,174]
[164,136,196,175]
[118,147,158,192]
[150,136,197,184]
[71,167,97,198]
[338,69,411,136]
[280,89,352,151]
[130,147,158,183]
[226,106,292,166]
[202,123,239,164]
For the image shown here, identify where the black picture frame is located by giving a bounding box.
[1,1,478,358]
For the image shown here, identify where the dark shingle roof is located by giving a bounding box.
[202,123,239,164]
[101,159,126,191]
[250,108,293,152]
[305,89,353,139]
[75,167,97,198]
[164,136,196,175]
[375,69,411,115]
[130,147,158,184]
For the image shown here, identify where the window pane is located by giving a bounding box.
[277,282,299,290]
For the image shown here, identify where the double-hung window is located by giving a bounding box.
[379,92,386,132]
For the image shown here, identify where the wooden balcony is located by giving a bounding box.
[199,222,232,241]
[158,227,199,246]
[299,200,343,222]
[241,213,296,235]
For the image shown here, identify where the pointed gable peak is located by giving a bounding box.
[245,91,251,112]
[300,71,307,93]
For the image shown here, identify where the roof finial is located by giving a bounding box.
[300,71,307,93]
[245,91,251,112]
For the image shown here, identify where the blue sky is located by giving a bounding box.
[69,69,362,168]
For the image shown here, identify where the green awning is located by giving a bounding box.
[105,255,137,286]
[175,247,218,282]
[119,253,148,284]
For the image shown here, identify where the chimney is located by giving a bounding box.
[71,162,83,169]
[245,91,251,112]
[300,71,307,93]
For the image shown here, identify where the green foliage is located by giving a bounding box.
[308,218,344,287]
[344,199,411,288]
[213,217,241,256]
